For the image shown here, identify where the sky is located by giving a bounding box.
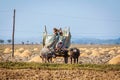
[0,0,120,43]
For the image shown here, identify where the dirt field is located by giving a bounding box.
[0,44,120,80]
[0,69,120,80]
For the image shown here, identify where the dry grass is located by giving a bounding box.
[28,55,42,63]
[0,44,120,64]
[108,55,120,64]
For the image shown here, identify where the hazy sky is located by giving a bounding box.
[0,0,120,43]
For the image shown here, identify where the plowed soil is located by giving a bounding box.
[0,69,120,80]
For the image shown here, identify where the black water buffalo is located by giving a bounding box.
[55,49,69,63]
[69,48,80,64]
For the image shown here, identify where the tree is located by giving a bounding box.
[31,42,34,45]
[7,39,12,44]
[0,39,4,44]
[21,41,24,45]
[27,40,29,44]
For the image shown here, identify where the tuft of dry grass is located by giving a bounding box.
[20,50,32,57]
[28,55,42,63]
[3,48,11,54]
[108,55,120,64]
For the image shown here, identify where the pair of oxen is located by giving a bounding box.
[40,47,80,64]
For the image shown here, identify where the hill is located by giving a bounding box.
[73,37,120,44]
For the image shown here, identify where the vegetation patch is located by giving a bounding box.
[0,62,120,71]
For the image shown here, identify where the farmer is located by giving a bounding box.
[49,28,59,50]
[55,28,66,51]
[53,28,59,36]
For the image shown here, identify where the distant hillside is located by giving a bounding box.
[72,37,120,44]
[6,37,120,45]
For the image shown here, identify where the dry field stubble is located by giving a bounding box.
[0,69,120,80]
[1,44,120,64]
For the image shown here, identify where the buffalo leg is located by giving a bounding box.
[47,58,50,63]
[77,57,79,64]
[70,57,72,64]
[74,58,76,63]
[50,58,52,63]
[41,57,43,63]
[64,56,68,64]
